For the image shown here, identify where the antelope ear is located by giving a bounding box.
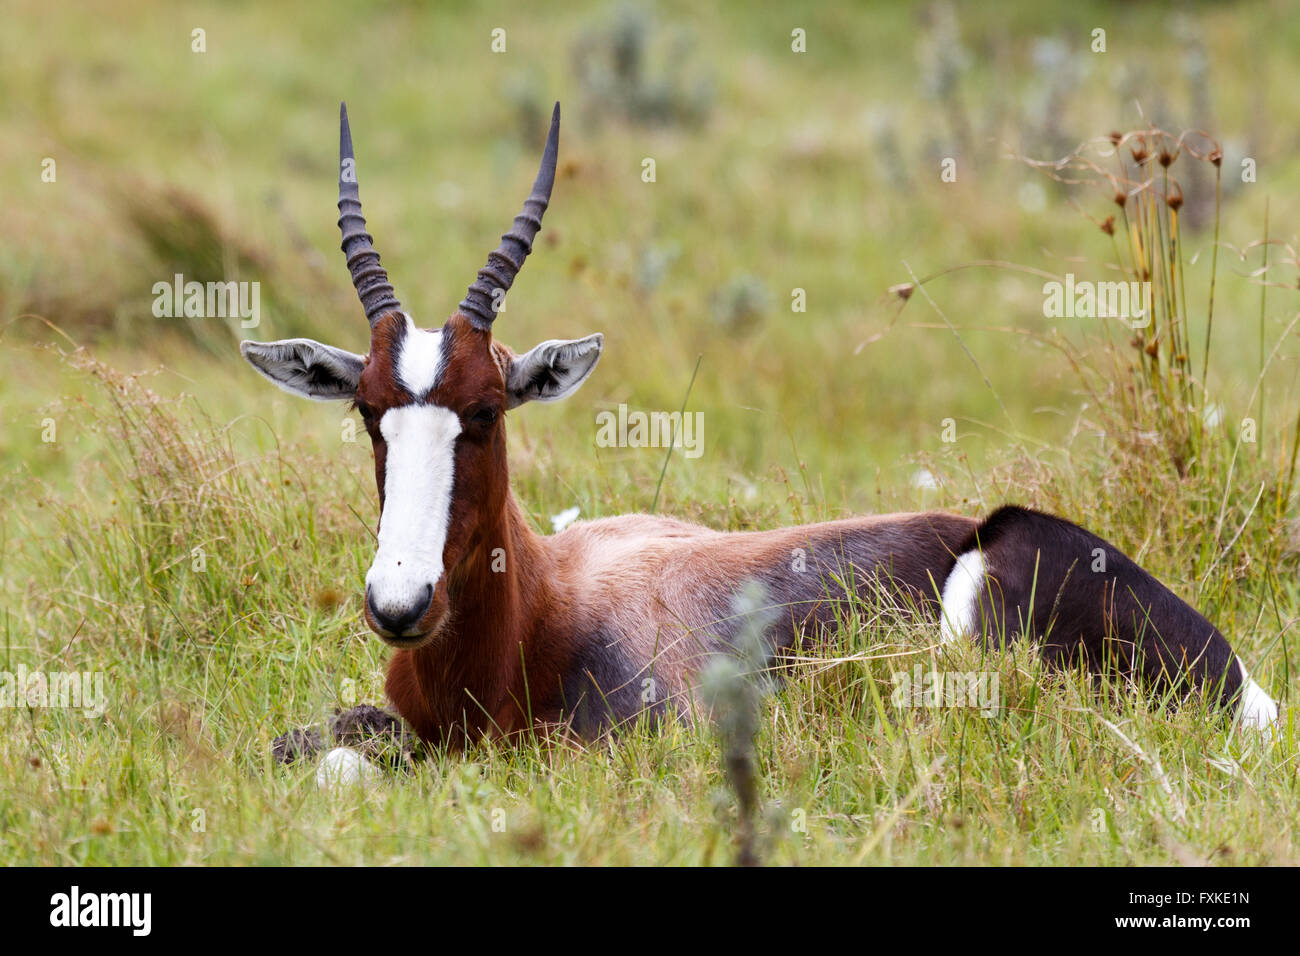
[240,338,364,401]
[505,334,603,409]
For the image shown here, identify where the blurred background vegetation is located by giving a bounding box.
[6,0,1298,506]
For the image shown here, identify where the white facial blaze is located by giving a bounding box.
[394,314,445,396]
[364,317,461,626]
[365,403,462,620]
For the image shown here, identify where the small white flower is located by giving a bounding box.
[1017,181,1046,213]
[434,181,464,210]
[551,506,581,533]
[912,468,939,491]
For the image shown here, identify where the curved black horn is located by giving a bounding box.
[337,102,402,328]
[459,102,560,331]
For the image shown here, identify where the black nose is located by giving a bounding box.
[366,583,434,637]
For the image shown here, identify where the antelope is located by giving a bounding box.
[242,103,1279,760]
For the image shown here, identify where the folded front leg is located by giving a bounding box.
[272,704,418,766]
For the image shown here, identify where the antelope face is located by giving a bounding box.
[240,101,601,648]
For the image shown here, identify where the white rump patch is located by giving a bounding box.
[1236,658,1279,731]
[365,402,461,621]
[939,550,986,643]
[394,313,446,398]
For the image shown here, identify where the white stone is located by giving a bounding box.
[316,747,378,791]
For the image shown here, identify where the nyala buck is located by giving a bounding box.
[242,103,1278,763]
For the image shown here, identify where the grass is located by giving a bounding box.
[2,0,1300,865]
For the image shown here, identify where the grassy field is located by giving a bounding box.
[2,0,1299,865]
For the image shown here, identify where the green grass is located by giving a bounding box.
[2,0,1299,865]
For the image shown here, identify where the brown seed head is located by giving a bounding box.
[1166,183,1184,211]
[1109,130,1123,146]
[1209,147,1223,167]
[889,282,915,301]
[313,587,345,611]
[1100,215,1115,236]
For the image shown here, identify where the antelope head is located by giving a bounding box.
[241,103,602,647]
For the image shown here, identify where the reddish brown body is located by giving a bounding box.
[384,487,976,746]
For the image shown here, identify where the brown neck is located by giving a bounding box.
[386,488,556,746]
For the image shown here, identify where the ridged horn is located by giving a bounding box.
[337,102,402,328]
[459,102,560,331]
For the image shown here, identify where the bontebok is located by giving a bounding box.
[241,103,1278,753]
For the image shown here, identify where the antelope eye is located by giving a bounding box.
[470,407,498,427]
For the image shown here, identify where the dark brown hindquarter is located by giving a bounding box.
[755,511,979,642]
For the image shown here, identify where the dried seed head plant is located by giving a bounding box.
[896,120,1300,648]
[1029,125,1300,522]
